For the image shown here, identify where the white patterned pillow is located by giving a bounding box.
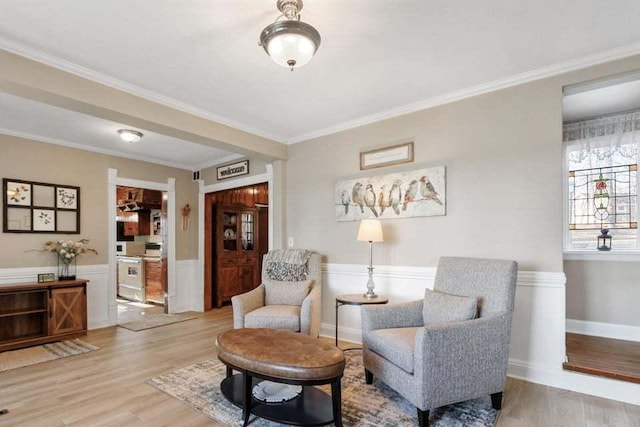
[422,289,477,325]
[265,261,308,281]
[264,278,312,306]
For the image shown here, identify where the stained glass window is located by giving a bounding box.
[564,111,640,250]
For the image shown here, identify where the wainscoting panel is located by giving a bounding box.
[172,259,202,313]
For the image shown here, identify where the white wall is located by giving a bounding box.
[565,260,640,326]
[565,259,640,341]
[285,79,564,271]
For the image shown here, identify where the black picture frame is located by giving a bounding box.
[3,178,81,234]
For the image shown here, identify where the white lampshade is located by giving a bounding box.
[357,219,384,243]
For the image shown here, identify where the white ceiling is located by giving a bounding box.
[0,92,241,170]
[1,0,640,169]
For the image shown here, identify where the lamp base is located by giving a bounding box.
[363,290,378,299]
[364,265,376,299]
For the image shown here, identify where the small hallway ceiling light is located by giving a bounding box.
[259,0,321,71]
[117,129,143,143]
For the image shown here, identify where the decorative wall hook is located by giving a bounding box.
[182,204,191,231]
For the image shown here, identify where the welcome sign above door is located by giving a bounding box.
[334,166,446,221]
[217,160,249,180]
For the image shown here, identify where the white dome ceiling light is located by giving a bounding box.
[259,0,321,71]
[117,129,143,143]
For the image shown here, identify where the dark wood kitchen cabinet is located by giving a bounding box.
[117,187,162,208]
[0,280,87,352]
[122,211,150,236]
[145,258,164,304]
[214,206,260,307]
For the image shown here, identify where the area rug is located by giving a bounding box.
[0,339,99,373]
[149,352,498,426]
[118,313,197,331]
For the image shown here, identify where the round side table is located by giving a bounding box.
[335,294,388,349]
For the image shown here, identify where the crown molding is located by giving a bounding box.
[0,128,196,170]
[287,41,640,144]
[2,36,640,147]
[0,37,285,143]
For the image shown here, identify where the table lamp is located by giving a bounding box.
[357,219,384,298]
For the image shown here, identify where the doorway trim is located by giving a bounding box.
[107,168,176,321]
[198,164,273,311]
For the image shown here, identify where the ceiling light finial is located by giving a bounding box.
[117,129,143,143]
[259,0,321,71]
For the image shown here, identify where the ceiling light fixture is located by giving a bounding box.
[259,0,321,71]
[117,129,143,143]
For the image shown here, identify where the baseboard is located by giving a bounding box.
[566,319,640,342]
[508,358,640,406]
[320,323,361,345]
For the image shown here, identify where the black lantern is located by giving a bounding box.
[597,228,612,251]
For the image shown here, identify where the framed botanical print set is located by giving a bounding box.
[3,178,80,233]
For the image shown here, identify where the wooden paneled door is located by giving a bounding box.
[49,286,87,335]
[204,182,269,310]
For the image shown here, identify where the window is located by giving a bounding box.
[564,111,640,251]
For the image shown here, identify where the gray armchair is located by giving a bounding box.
[231,249,322,337]
[361,256,518,427]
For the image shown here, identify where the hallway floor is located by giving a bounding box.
[563,333,640,384]
[117,298,164,323]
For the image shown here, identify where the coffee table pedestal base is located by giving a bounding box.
[221,374,337,426]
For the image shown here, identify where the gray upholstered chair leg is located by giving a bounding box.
[364,369,373,384]
[417,408,429,427]
[491,391,503,410]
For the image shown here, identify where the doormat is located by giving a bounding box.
[0,339,99,373]
[148,352,498,426]
[118,314,197,331]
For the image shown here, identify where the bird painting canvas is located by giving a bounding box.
[334,166,446,221]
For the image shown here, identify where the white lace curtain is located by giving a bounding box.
[563,111,640,170]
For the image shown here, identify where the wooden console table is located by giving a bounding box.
[0,279,88,352]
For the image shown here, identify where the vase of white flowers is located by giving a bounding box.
[58,254,76,280]
[42,239,98,281]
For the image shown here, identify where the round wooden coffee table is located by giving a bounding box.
[216,328,345,427]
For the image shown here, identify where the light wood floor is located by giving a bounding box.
[0,307,638,426]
